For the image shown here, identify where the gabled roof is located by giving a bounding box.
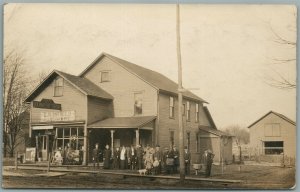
[203,106,217,129]
[80,53,207,103]
[199,125,233,137]
[248,111,296,128]
[25,70,113,102]
[88,116,156,128]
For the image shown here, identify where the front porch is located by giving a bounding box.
[87,116,156,163]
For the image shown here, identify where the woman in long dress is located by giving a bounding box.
[103,144,112,169]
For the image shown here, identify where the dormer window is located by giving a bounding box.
[100,71,110,82]
[54,77,63,96]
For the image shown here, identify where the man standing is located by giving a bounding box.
[113,147,120,169]
[120,145,127,169]
[136,144,144,170]
[202,149,214,177]
[128,145,137,170]
[184,146,191,175]
[153,144,163,174]
[92,143,100,169]
[173,145,179,173]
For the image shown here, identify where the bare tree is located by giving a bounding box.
[3,49,31,157]
[264,22,296,90]
[224,125,249,145]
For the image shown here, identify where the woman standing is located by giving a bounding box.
[103,144,112,169]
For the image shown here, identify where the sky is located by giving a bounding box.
[4,4,297,129]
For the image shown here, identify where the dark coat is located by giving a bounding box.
[103,148,112,169]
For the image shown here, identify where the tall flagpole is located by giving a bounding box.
[176,3,185,182]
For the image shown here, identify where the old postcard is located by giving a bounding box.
[3,3,296,189]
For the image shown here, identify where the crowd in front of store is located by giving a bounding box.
[92,143,192,175]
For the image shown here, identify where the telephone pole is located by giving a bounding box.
[176,3,185,183]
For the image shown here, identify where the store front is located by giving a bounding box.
[31,123,85,164]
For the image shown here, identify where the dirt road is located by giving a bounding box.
[2,164,295,189]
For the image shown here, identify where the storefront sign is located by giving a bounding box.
[33,99,61,110]
[32,125,54,130]
[40,110,75,122]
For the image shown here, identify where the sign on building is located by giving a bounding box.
[40,111,76,122]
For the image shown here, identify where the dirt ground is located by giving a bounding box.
[2,162,296,189]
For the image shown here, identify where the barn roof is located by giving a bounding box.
[248,111,296,128]
[25,70,113,102]
[80,53,207,103]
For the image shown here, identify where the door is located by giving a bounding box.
[41,135,49,161]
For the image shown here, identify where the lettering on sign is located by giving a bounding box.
[33,99,61,110]
[40,111,76,122]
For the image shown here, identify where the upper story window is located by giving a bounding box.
[264,123,281,137]
[195,103,199,122]
[169,96,175,118]
[54,77,64,96]
[100,71,110,82]
[186,101,190,121]
[134,92,143,115]
[182,104,186,116]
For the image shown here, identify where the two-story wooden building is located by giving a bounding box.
[25,52,226,165]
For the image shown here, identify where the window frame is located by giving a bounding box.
[186,101,190,121]
[169,96,175,119]
[170,130,175,147]
[134,91,143,116]
[54,77,64,97]
[100,71,110,83]
[263,141,284,155]
[195,103,199,123]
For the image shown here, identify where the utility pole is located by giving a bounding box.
[176,3,185,183]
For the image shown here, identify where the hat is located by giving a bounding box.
[184,146,188,149]
[156,144,160,147]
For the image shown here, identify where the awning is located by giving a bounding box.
[32,125,54,130]
[88,116,156,129]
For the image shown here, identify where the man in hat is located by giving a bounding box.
[92,143,100,169]
[153,144,163,174]
[172,145,179,173]
[136,144,144,170]
[202,149,214,177]
[184,146,191,175]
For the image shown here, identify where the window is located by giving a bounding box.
[170,131,175,147]
[100,71,110,82]
[264,124,281,137]
[264,141,283,155]
[169,97,174,118]
[187,132,190,150]
[54,77,63,96]
[134,92,143,115]
[195,103,199,122]
[56,127,84,150]
[186,101,190,121]
[182,104,186,116]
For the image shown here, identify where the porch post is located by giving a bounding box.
[135,129,140,146]
[110,130,115,151]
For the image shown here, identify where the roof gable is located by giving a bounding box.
[25,70,113,102]
[80,52,207,103]
[248,111,296,128]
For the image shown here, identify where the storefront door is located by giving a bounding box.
[41,135,49,161]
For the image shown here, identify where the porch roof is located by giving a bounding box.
[88,116,156,129]
[199,125,233,137]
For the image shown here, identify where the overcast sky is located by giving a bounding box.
[4,4,297,129]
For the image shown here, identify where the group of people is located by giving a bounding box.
[92,143,192,175]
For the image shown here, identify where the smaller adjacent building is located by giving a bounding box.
[198,126,233,164]
[248,111,296,164]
